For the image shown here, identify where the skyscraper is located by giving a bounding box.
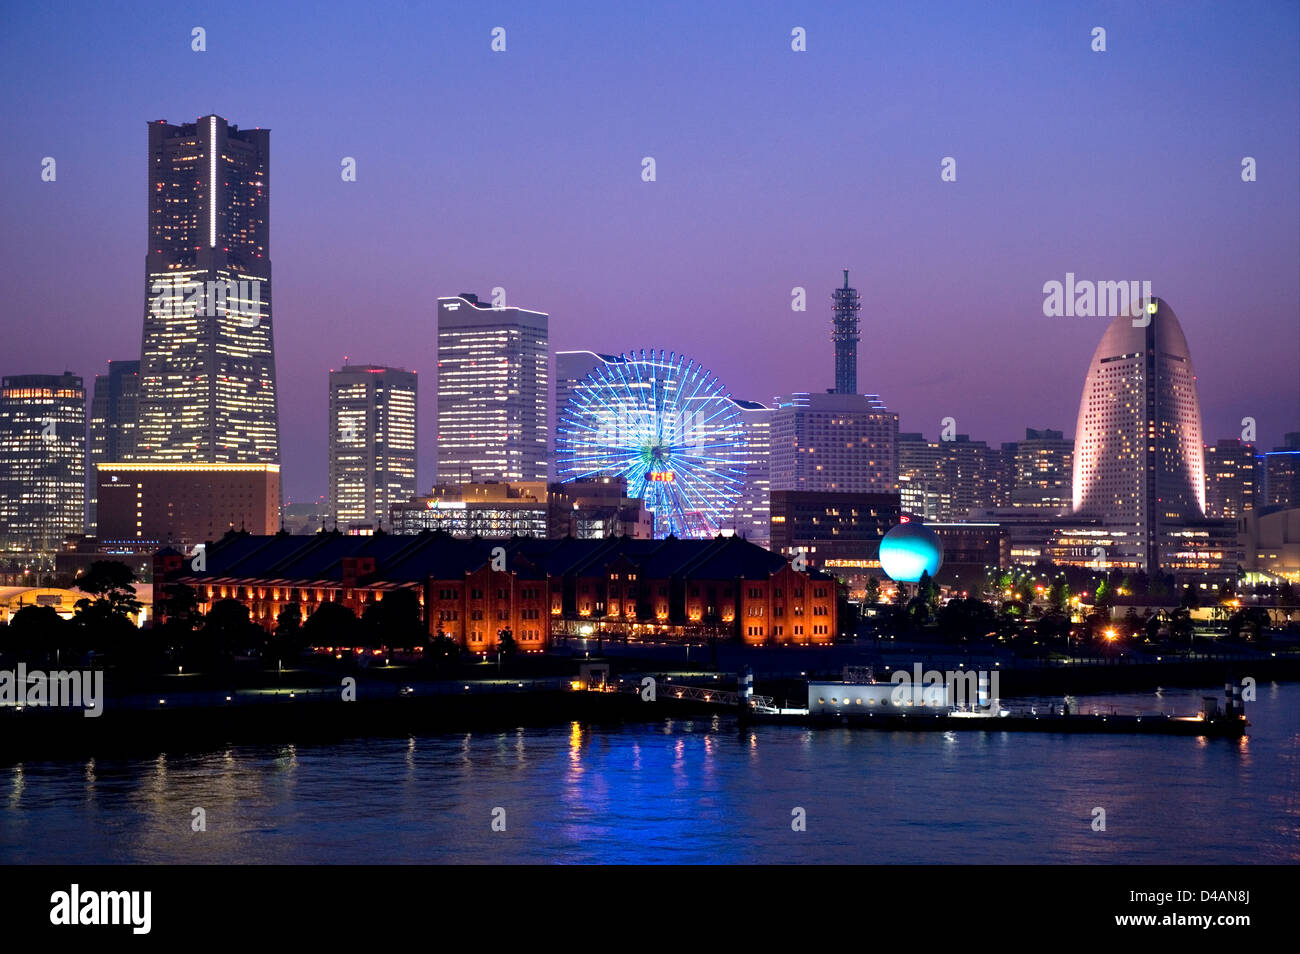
[897,433,947,519]
[1261,433,1300,509]
[0,373,86,550]
[436,293,548,484]
[831,270,861,395]
[555,350,620,430]
[727,399,774,547]
[1010,427,1073,513]
[1072,297,1205,571]
[87,359,140,533]
[770,392,898,495]
[135,115,278,464]
[897,432,1001,520]
[328,364,418,531]
[1204,437,1256,519]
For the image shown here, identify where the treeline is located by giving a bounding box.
[0,560,462,674]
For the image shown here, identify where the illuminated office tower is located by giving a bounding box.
[328,364,418,531]
[1204,438,1256,519]
[1072,297,1205,571]
[1261,434,1300,509]
[897,432,999,520]
[0,373,86,550]
[135,115,279,463]
[770,392,898,496]
[87,359,140,533]
[897,433,946,519]
[436,293,548,484]
[1010,427,1073,513]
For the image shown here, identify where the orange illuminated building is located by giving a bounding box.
[159,531,839,650]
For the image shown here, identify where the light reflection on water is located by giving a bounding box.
[0,684,1296,864]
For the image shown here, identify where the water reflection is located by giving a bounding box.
[0,685,1295,863]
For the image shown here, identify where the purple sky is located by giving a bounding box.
[2,0,1297,503]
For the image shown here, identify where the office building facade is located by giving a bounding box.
[1261,433,1300,509]
[0,374,86,550]
[437,293,548,484]
[135,115,279,464]
[1204,437,1256,519]
[328,364,418,532]
[87,359,140,533]
[96,462,280,548]
[1009,427,1073,513]
[770,392,898,496]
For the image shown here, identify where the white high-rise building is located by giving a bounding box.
[437,294,548,484]
[1072,297,1205,571]
[769,392,898,496]
[328,364,417,531]
[555,350,620,429]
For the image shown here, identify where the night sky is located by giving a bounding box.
[2,0,1297,503]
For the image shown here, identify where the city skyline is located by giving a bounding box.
[1,1,1296,503]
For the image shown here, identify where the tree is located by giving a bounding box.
[361,589,423,651]
[1122,606,1140,637]
[916,570,940,612]
[1228,606,1271,643]
[202,599,264,662]
[153,582,203,669]
[936,597,997,640]
[155,582,201,634]
[863,576,881,605]
[3,604,67,663]
[302,600,361,648]
[426,628,459,669]
[1093,580,1114,612]
[1047,578,1070,613]
[72,560,143,649]
[269,604,305,668]
[1035,610,1070,644]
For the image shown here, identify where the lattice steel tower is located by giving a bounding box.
[831,269,861,395]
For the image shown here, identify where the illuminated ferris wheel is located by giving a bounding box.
[555,349,747,539]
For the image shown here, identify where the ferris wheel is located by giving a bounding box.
[555,349,747,538]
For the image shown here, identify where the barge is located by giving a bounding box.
[738,670,1249,738]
